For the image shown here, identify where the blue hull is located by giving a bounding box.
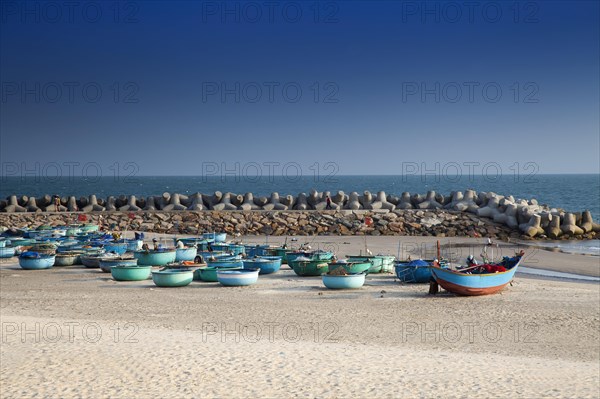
[103,243,128,255]
[125,239,143,252]
[242,257,282,274]
[245,245,270,257]
[0,247,16,258]
[19,255,55,270]
[395,261,433,283]
[176,247,198,262]
[322,273,366,289]
[134,250,177,266]
[217,269,259,286]
[431,258,522,296]
[206,259,244,268]
[203,232,227,242]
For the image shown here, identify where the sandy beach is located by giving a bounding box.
[1,235,599,398]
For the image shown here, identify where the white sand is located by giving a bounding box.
[1,236,599,398]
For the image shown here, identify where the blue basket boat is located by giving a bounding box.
[103,242,128,255]
[125,239,143,252]
[195,251,230,262]
[394,259,450,283]
[395,259,434,283]
[245,245,270,257]
[99,257,138,273]
[217,268,259,286]
[322,272,366,289]
[19,252,55,270]
[203,232,227,243]
[227,244,246,256]
[195,265,243,282]
[242,257,282,274]
[134,249,177,266]
[206,257,243,268]
[0,246,16,258]
[175,247,198,262]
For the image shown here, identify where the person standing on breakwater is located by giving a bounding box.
[326,196,332,209]
[53,195,60,212]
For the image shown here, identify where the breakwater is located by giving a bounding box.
[1,190,598,239]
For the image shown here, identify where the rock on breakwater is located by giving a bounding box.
[1,190,598,239]
[0,209,591,241]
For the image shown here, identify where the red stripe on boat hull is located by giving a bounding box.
[435,279,509,296]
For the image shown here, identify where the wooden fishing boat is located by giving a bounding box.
[430,254,523,296]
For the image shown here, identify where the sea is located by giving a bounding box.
[1,174,598,221]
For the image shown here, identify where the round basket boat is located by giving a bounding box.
[394,259,432,283]
[19,253,55,270]
[103,242,128,255]
[322,272,366,289]
[217,268,259,286]
[242,257,282,274]
[347,256,383,273]
[125,239,143,252]
[81,253,118,268]
[99,258,138,273]
[0,246,16,258]
[175,247,198,262]
[327,261,371,275]
[195,265,243,282]
[206,257,243,268]
[54,252,81,266]
[379,255,396,273]
[111,265,152,281]
[134,249,176,266]
[152,269,194,287]
[289,259,329,276]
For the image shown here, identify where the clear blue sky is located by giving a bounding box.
[1,1,599,176]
